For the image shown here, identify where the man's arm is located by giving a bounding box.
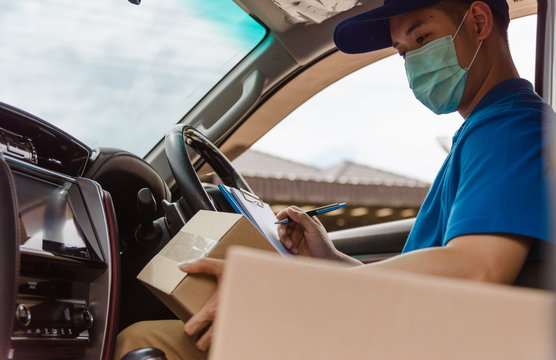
[278,206,533,284]
[358,234,533,284]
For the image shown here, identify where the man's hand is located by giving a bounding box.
[276,206,361,264]
[178,258,224,352]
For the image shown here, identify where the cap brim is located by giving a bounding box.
[333,0,440,54]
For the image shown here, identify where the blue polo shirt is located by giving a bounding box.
[403,78,554,257]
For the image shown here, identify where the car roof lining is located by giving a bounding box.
[236,0,538,65]
[236,0,384,65]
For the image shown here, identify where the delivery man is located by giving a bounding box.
[114,0,554,358]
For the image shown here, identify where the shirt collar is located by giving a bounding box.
[467,78,534,118]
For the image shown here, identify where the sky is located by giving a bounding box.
[252,15,537,183]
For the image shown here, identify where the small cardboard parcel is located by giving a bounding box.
[137,210,278,321]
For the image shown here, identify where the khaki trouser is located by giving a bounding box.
[113,320,208,360]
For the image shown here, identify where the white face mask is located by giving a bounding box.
[404,10,483,114]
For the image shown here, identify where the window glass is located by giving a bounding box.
[0,0,266,156]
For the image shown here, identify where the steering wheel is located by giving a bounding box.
[164,125,253,218]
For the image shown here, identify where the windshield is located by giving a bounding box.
[0,0,266,156]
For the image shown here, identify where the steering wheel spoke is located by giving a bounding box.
[164,125,251,220]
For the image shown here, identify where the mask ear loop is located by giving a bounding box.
[452,9,483,71]
[465,40,483,71]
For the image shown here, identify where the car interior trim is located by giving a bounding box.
[0,103,91,178]
[100,191,120,360]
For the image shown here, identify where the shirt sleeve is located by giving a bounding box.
[444,107,550,245]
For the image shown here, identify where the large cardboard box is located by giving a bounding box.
[211,247,556,360]
[137,210,277,321]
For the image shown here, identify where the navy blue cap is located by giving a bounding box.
[333,0,510,54]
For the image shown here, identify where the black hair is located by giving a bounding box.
[433,0,509,45]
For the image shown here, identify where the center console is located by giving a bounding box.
[2,103,119,360]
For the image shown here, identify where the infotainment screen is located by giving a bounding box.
[14,172,101,261]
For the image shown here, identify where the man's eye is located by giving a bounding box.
[416,34,428,44]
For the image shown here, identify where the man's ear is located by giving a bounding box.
[469,1,494,41]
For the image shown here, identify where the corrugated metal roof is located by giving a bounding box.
[227,150,430,228]
[233,150,429,188]
[233,150,321,180]
[244,176,429,207]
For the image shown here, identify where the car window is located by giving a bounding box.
[0,0,266,157]
[245,15,537,231]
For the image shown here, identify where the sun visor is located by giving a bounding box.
[272,0,362,24]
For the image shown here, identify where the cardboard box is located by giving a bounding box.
[137,210,277,321]
[211,247,556,360]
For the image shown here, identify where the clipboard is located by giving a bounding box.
[218,184,289,256]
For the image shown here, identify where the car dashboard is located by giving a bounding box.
[2,103,119,360]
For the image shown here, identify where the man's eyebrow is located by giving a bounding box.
[391,20,425,49]
[406,20,425,36]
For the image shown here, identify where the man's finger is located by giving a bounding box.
[275,208,289,220]
[178,257,223,277]
[196,325,214,352]
[278,224,293,249]
[276,205,303,221]
[184,306,212,336]
[287,207,318,230]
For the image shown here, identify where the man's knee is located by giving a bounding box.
[113,320,208,360]
[114,321,162,359]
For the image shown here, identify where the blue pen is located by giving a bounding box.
[274,203,347,224]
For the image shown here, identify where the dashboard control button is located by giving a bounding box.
[72,307,94,331]
[15,304,31,327]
